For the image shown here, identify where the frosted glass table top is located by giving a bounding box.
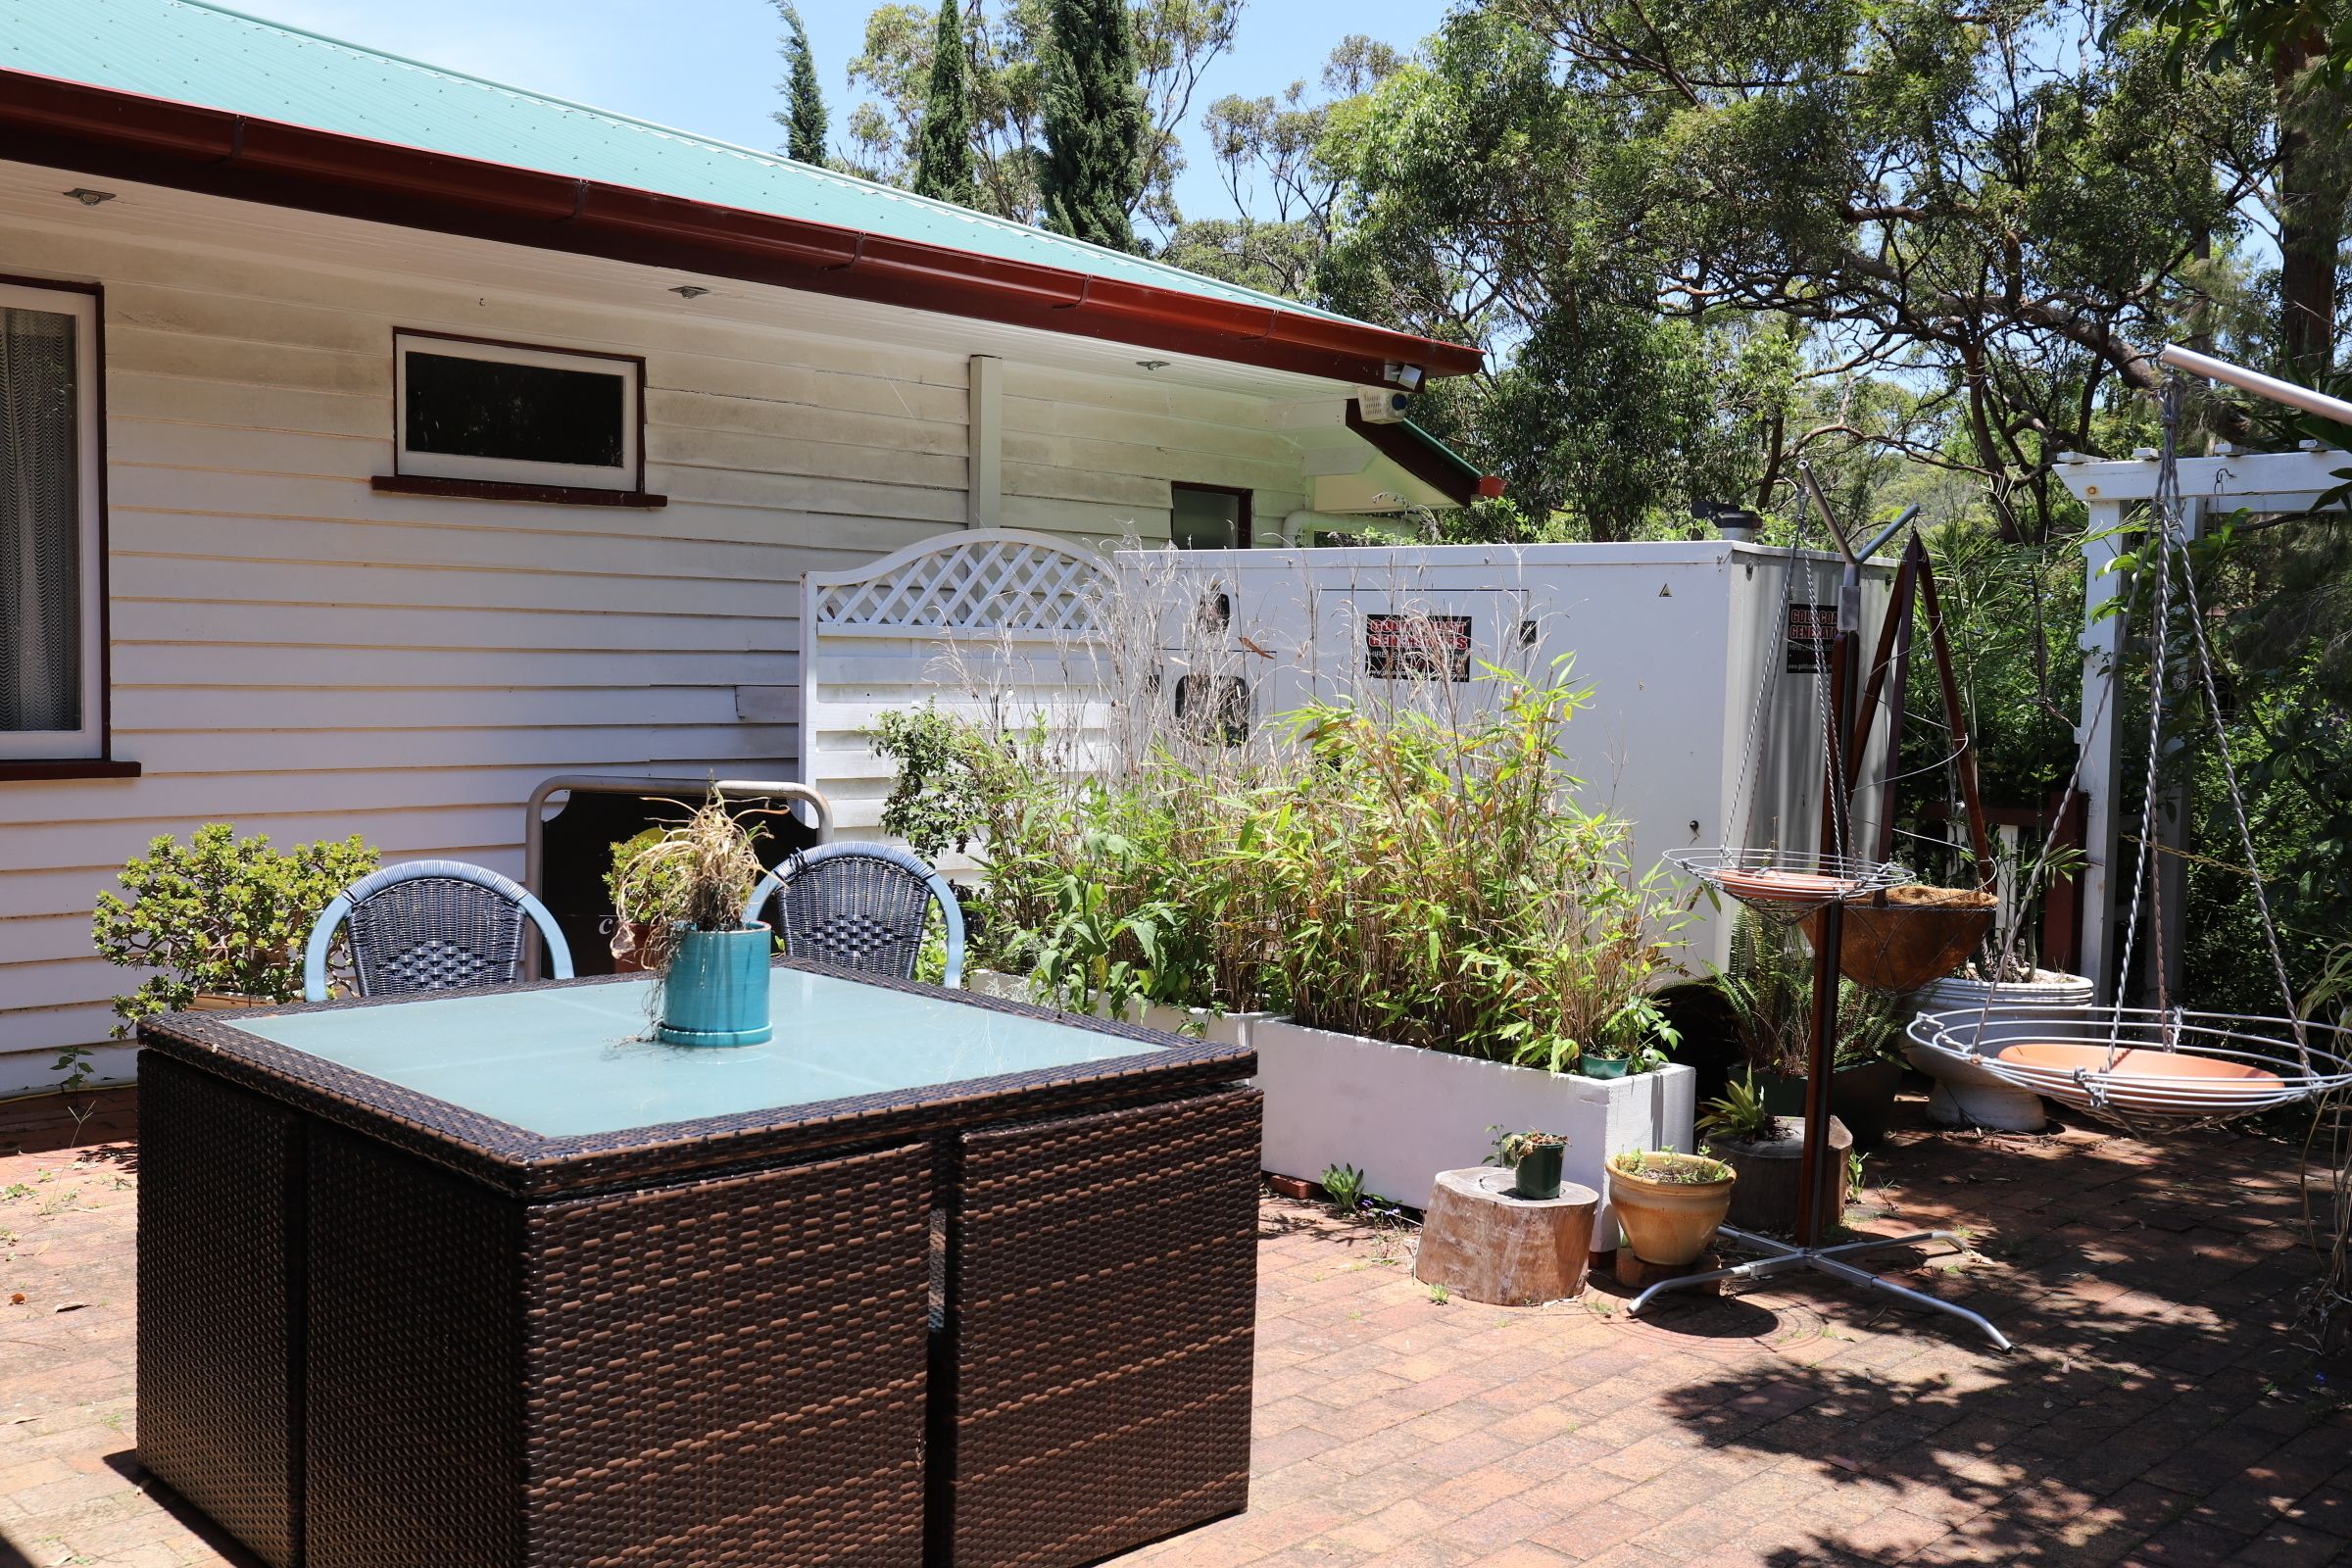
[233,968,1166,1138]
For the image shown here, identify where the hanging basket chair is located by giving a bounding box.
[1907,1004,2352,1130]
[1800,884,1997,993]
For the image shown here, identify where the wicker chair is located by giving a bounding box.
[741,843,966,988]
[303,859,574,1003]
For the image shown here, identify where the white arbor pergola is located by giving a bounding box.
[2058,442,2348,1001]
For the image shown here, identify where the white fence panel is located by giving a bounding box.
[801,530,1113,863]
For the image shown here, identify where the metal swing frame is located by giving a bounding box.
[1641,466,2012,1349]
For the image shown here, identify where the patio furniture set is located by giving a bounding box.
[134,844,1262,1568]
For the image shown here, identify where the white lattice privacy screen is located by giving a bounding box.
[801,530,1113,862]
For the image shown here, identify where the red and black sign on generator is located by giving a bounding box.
[1365,612,1475,681]
[1785,604,1838,673]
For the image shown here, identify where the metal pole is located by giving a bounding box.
[2157,343,2352,426]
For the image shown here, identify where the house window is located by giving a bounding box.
[394,332,641,493]
[1170,482,1251,550]
[1,281,104,762]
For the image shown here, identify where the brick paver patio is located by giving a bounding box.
[4,1088,2348,1567]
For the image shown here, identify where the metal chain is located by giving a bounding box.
[2165,466,2311,1062]
[1729,486,1813,851]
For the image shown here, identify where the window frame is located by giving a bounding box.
[0,276,114,770]
[392,329,646,495]
[1169,481,1253,551]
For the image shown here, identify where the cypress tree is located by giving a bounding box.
[1039,0,1146,252]
[911,0,979,206]
[772,2,828,166]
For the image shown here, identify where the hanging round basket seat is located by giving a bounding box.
[1800,884,1998,993]
[1908,1004,2352,1129]
[1667,849,1911,923]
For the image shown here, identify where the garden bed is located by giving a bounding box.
[1252,1017,1694,1238]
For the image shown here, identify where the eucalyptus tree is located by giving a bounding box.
[1314,1,2268,539]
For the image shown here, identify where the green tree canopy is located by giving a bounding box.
[1307,2,2267,540]
[847,0,1233,237]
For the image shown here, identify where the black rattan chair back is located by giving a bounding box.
[305,859,575,1002]
[743,843,966,986]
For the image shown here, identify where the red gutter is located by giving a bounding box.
[0,71,1485,387]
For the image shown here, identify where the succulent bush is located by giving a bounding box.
[91,823,378,1034]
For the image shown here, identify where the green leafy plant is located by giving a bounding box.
[90,824,378,1041]
[1321,1162,1366,1213]
[1697,1069,1775,1145]
[869,701,1029,862]
[609,795,770,973]
[1712,910,1906,1074]
[1236,662,1690,1071]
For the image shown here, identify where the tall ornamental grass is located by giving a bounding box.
[1235,662,1690,1069]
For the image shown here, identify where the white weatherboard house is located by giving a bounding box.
[0,0,1493,1096]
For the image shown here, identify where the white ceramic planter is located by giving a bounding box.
[1250,1018,1694,1240]
[1903,970,2095,1131]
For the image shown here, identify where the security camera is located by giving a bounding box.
[1356,387,1414,423]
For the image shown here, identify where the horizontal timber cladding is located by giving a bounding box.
[0,170,1325,1093]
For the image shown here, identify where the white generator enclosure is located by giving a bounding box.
[1118,542,1897,971]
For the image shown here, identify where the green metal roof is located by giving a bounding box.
[3,0,1370,331]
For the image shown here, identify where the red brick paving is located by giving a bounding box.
[4,1090,2349,1566]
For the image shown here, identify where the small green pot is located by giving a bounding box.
[657,925,774,1048]
[1579,1054,1631,1080]
[1512,1142,1565,1200]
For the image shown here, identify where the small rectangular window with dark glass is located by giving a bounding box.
[1170,482,1251,550]
[394,332,639,492]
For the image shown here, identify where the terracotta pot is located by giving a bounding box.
[609,919,660,975]
[191,992,267,1011]
[1606,1152,1736,1265]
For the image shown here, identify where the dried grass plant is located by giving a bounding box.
[609,793,769,974]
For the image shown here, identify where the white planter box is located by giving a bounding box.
[968,969,1274,1049]
[1250,1018,1694,1238]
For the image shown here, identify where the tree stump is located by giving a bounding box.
[1414,1167,1597,1305]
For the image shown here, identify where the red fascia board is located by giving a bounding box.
[0,71,1484,386]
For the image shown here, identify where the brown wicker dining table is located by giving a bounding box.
[134,957,1262,1568]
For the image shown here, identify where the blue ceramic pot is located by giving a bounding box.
[1579,1055,1631,1080]
[657,925,773,1047]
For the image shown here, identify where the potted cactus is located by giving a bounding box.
[1493,1128,1568,1200]
[611,796,774,1047]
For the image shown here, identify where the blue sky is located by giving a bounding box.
[234,0,1455,227]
